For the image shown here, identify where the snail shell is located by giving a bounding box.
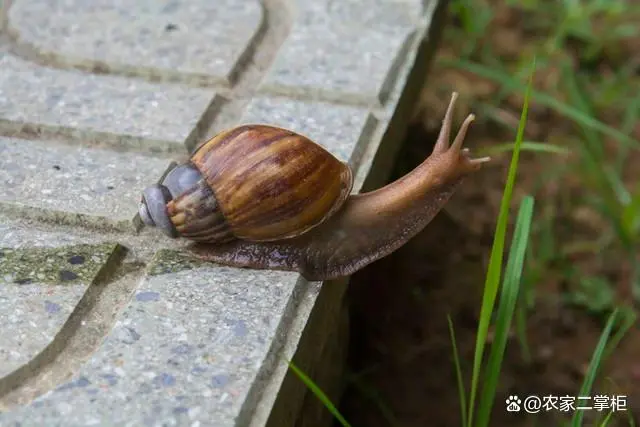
[139,125,354,243]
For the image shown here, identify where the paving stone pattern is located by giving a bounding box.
[0,0,439,425]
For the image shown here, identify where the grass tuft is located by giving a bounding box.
[464,57,536,427]
[448,315,469,427]
[570,308,636,427]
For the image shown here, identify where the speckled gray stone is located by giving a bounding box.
[0,137,172,230]
[259,2,416,104]
[0,283,88,378]
[0,215,95,248]
[0,266,308,426]
[240,97,375,166]
[0,53,216,151]
[0,243,119,378]
[0,95,379,424]
[8,0,263,85]
[303,0,426,28]
[0,0,442,423]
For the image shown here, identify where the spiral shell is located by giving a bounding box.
[139,124,353,243]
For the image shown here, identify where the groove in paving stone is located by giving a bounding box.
[339,0,444,195]
[235,276,315,427]
[0,243,122,379]
[0,203,146,235]
[259,30,415,106]
[0,243,131,406]
[0,136,175,233]
[0,263,308,423]
[5,0,262,88]
[0,216,101,249]
[0,212,195,266]
[0,0,8,32]
[193,0,295,144]
[0,118,196,160]
[258,0,418,106]
[0,96,225,159]
[0,52,220,154]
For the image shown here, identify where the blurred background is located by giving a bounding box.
[339,0,640,426]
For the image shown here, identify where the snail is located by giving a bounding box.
[138,92,490,281]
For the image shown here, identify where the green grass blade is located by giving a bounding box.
[570,309,620,427]
[621,191,640,240]
[448,315,468,427]
[603,166,632,206]
[626,404,637,427]
[603,307,637,362]
[476,196,535,427]
[622,94,640,135]
[515,287,532,364]
[559,62,632,240]
[288,360,352,427]
[467,57,536,427]
[599,410,614,426]
[560,60,604,157]
[441,58,640,149]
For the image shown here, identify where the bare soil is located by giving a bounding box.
[338,4,640,426]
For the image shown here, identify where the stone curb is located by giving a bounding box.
[0,0,443,425]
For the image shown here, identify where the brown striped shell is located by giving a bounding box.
[164,125,353,243]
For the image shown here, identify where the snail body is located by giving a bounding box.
[139,92,490,281]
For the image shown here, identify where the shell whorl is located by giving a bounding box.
[166,178,235,243]
[138,163,233,242]
[190,124,353,242]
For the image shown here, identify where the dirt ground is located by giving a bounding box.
[338,4,640,427]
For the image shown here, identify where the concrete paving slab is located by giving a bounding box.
[0,0,444,424]
[258,0,429,104]
[8,0,263,85]
[0,136,173,230]
[0,243,121,378]
[0,282,88,378]
[0,53,216,152]
[0,262,302,426]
